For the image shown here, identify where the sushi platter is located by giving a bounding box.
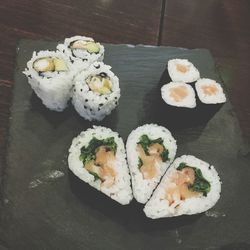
[2,38,250,249]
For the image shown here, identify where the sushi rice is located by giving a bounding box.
[144,155,221,219]
[57,35,104,71]
[195,78,226,104]
[161,82,196,108]
[72,62,120,121]
[168,59,200,83]
[23,50,74,111]
[68,126,133,205]
[126,124,177,204]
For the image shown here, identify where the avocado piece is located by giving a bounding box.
[86,42,100,53]
[53,58,68,71]
[102,78,112,89]
[98,87,111,95]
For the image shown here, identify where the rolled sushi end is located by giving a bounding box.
[72,62,120,121]
[68,126,133,205]
[126,124,177,204]
[143,155,221,219]
[57,35,104,70]
[23,50,73,112]
[168,59,200,83]
[161,82,196,108]
[195,78,226,104]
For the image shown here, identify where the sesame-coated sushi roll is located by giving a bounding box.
[195,78,226,104]
[168,59,200,83]
[23,50,73,111]
[144,155,221,219]
[126,124,177,204]
[161,82,196,108]
[57,35,104,71]
[72,62,120,121]
[68,126,133,205]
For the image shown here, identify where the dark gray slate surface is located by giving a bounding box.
[1,40,250,250]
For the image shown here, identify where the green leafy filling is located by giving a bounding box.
[138,157,143,169]
[177,162,211,196]
[89,171,101,181]
[79,137,117,180]
[137,134,169,163]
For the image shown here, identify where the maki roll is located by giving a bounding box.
[195,78,226,104]
[144,155,221,219]
[23,50,73,111]
[161,82,196,108]
[126,124,177,204]
[168,59,200,83]
[57,35,104,70]
[68,126,133,205]
[72,62,120,121]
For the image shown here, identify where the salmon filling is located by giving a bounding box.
[136,135,169,180]
[79,137,117,188]
[169,86,188,102]
[201,84,219,96]
[176,64,188,73]
[165,163,211,206]
[86,73,112,95]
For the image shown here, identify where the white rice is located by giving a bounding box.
[161,82,196,108]
[72,62,120,121]
[126,124,177,204]
[23,50,74,111]
[57,35,104,71]
[168,59,200,83]
[68,126,133,205]
[195,78,226,104]
[144,155,221,219]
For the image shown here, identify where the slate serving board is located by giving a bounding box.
[1,40,250,250]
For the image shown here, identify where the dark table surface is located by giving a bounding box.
[0,0,250,248]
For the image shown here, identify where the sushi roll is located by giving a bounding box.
[23,50,74,111]
[72,62,120,121]
[68,126,133,205]
[57,35,104,71]
[126,124,177,204]
[195,78,226,104]
[144,155,221,219]
[161,82,196,108]
[168,59,200,83]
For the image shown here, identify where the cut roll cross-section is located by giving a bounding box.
[144,155,221,219]
[68,126,133,205]
[168,59,200,83]
[57,35,104,71]
[23,50,74,111]
[126,124,177,204]
[71,62,120,121]
[195,78,226,104]
[161,82,196,108]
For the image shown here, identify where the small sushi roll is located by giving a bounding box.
[57,35,104,70]
[144,155,221,219]
[161,82,196,108]
[168,59,200,83]
[126,124,177,204]
[68,126,133,205]
[72,62,120,121]
[23,50,74,111]
[195,78,226,104]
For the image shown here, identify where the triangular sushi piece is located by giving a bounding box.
[68,126,133,205]
[144,155,221,219]
[126,124,177,204]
